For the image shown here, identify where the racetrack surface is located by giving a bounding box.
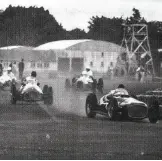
[0,77,162,159]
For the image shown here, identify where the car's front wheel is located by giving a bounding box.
[85,93,97,118]
[107,97,118,120]
[97,78,104,94]
[148,98,160,123]
[65,78,71,89]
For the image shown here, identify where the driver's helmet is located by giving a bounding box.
[118,84,125,89]
[31,71,37,77]
[86,66,90,71]
[7,67,12,71]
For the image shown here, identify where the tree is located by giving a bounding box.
[67,28,87,39]
[0,5,67,47]
[126,8,146,24]
[148,21,162,50]
[87,16,123,44]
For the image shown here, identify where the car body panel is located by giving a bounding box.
[96,94,148,119]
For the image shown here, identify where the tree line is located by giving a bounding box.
[0,5,162,52]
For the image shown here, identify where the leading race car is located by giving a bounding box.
[10,81,53,105]
[85,91,160,123]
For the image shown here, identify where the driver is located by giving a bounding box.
[0,67,16,84]
[85,66,93,77]
[77,71,93,84]
[20,71,42,94]
[100,84,128,104]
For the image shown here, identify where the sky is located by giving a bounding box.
[0,0,162,32]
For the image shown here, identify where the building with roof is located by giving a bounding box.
[0,40,127,77]
[0,46,57,73]
[34,39,126,74]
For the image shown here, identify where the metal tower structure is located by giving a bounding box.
[121,23,154,75]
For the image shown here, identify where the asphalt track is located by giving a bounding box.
[0,80,162,159]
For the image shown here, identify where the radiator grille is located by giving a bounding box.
[128,104,147,118]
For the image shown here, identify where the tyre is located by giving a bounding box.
[121,106,128,120]
[76,81,83,90]
[43,85,48,93]
[97,78,104,93]
[92,79,97,93]
[47,86,53,105]
[11,83,17,104]
[71,77,76,90]
[72,77,76,85]
[85,93,97,118]
[98,78,104,87]
[65,78,71,89]
[43,85,48,104]
[148,98,160,123]
[107,97,118,120]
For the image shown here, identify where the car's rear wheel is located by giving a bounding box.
[65,78,71,89]
[97,78,104,94]
[85,93,97,118]
[47,86,53,105]
[77,81,83,90]
[148,98,160,123]
[107,97,118,120]
[92,79,97,93]
[43,85,48,105]
[72,77,76,85]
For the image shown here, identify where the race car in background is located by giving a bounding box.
[11,82,53,105]
[0,67,17,90]
[85,91,160,123]
[65,74,104,93]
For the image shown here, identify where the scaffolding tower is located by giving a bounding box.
[121,23,154,75]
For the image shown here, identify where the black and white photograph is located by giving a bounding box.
[0,0,162,159]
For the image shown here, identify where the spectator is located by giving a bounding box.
[9,62,12,69]
[107,66,111,79]
[109,62,114,80]
[12,61,18,78]
[136,65,145,82]
[0,60,3,76]
[18,59,25,80]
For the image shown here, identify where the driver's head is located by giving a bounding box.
[31,71,37,77]
[118,84,125,89]
[7,67,12,73]
[86,66,90,72]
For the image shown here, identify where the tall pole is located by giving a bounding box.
[121,24,155,76]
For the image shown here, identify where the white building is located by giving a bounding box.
[34,39,126,74]
[0,40,126,76]
[0,46,57,76]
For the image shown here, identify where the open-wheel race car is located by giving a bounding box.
[85,91,160,123]
[0,79,13,90]
[10,83,53,105]
[0,73,17,90]
[65,76,104,93]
